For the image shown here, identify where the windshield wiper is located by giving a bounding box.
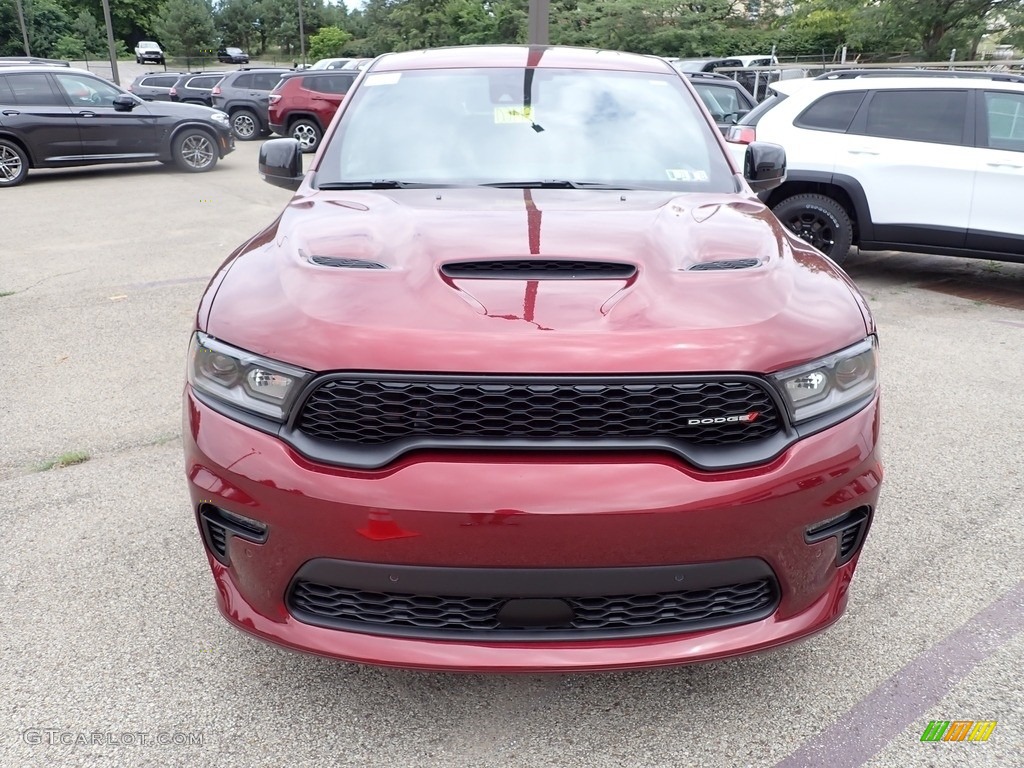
[480,180,636,190]
[317,180,449,190]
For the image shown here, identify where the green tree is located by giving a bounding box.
[73,10,108,55]
[309,25,352,58]
[154,0,218,65]
[216,0,258,51]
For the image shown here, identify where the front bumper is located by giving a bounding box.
[184,388,882,671]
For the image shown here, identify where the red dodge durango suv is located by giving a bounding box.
[184,45,882,672]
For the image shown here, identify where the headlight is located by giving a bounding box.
[187,332,311,421]
[210,111,229,125]
[771,337,877,423]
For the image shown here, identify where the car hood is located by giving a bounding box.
[139,100,222,119]
[204,188,870,374]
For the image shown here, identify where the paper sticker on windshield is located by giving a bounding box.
[364,72,401,87]
[666,169,710,182]
[494,106,534,123]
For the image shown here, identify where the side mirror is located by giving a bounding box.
[744,141,786,192]
[112,94,137,112]
[259,138,303,190]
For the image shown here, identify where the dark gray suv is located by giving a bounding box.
[211,68,290,140]
[0,66,234,187]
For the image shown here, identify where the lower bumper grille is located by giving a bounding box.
[287,559,779,640]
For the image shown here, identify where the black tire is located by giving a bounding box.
[172,129,218,173]
[135,56,141,64]
[772,193,854,263]
[0,139,29,187]
[289,118,322,153]
[230,108,259,141]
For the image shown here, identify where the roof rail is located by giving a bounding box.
[815,68,1024,84]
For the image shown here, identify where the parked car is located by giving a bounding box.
[268,70,359,152]
[211,68,290,140]
[0,66,233,187]
[169,72,226,107]
[727,69,1024,264]
[309,58,354,70]
[127,71,188,101]
[184,45,882,672]
[0,56,70,67]
[134,41,165,65]
[679,70,756,134]
[218,47,250,64]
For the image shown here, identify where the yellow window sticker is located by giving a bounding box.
[494,106,534,124]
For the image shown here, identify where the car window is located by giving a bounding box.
[984,91,1024,151]
[143,75,179,88]
[54,73,122,107]
[304,74,356,94]
[859,89,967,145]
[252,72,284,90]
[187,75,222,89]
[693,83,745,118]
[795,91,866,132]
[5,73,64,106]
[0,76,14,103]
[232,74,253,88]
[320,67,734,192]
[227,48,243,55]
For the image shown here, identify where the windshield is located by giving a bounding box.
[316,67,734,192]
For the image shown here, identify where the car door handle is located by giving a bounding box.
[986,162,1023,169]
[848,149,880,155]
[2,109,20,116]
[78,111,97,118]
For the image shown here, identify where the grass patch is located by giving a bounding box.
[36,451,90,472]
[0,291,15,298]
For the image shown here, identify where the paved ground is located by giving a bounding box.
[1,141,1022,767]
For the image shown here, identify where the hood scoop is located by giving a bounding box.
[687,258,762,271]
[441,260,636,280]
[309,255,388,269]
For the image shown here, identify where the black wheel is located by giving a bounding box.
[0,139,29,187]
[172,129,218,173]
[135,56,141,64]
[290,118,322,153]
[772,193,854,263]
[230,108,259,141]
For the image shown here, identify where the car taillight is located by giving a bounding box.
[727,126,757,145]
[212,85,221,95]
[169,87,177,96]
[268,94,281,104]
[126,85,133,91]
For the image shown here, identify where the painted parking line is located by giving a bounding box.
[774,580,1023,768]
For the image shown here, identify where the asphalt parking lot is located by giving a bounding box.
[1,139,1022,768]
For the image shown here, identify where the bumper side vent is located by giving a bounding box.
[441,260,636,279]
[805,506,872,566]
[688,259,762,271]
[198,504,268,565]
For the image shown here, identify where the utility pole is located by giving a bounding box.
[100,0,121,84]
[297,0,306,67]
[14,0,31,56]
[528,0,550,45]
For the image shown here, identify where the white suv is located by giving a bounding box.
[726,70,1024,265]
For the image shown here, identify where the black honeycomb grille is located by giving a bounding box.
[295,376,781,447]
[441,260,636,279]
[289,578,777,637]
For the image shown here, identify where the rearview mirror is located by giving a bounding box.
[744,141,786,192]
[259,138,303,191]
[112,94,136,112]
